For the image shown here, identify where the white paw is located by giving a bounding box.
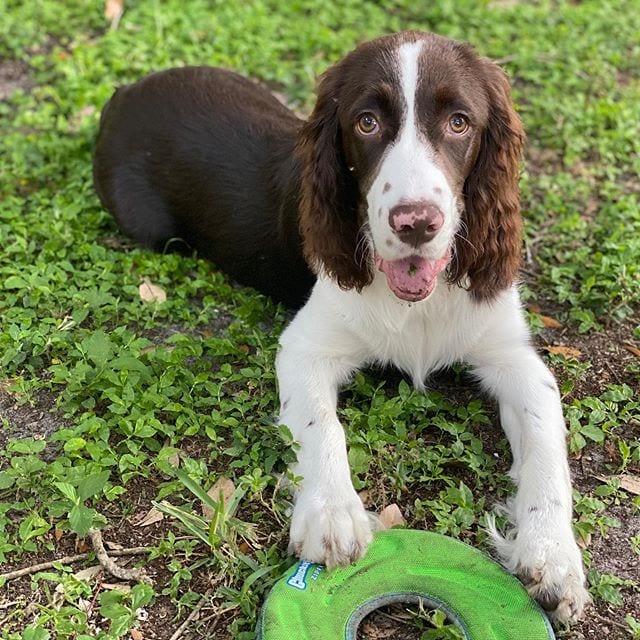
[288,488,373,569]
[522,560,590,623]
[488,520,591,623]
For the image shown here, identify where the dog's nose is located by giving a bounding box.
[388,200,444,247]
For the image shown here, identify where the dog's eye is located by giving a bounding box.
[449,114,469,135]
[356,113,379,136]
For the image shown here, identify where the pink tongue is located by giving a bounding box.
[375,254,449,301]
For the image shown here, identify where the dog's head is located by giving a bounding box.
[297,31,525,302]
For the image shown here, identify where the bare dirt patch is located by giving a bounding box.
[0,386,67,459]
[0,290,637,639]
[0,60,32,100]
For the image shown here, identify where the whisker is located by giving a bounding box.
[454,219,477,254]
[354,221,373,272]
[450,219,478,277]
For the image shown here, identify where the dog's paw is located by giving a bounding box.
[488,519,590,623]
[520,560,590,623]
[288,488,373,569]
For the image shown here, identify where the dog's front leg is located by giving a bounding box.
[470,335,590,622]
[276,308,372,568]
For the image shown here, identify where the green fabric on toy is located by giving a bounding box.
[257,529,555,640]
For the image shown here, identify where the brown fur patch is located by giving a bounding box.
[298,32,524,300]
[449,60,525,300]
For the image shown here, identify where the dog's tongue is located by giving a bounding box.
[375,254,449,302]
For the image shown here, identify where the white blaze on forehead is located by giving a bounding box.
[366,38,457,265]
[398,40,423,141]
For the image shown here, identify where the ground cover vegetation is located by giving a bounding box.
[0,0,639,638]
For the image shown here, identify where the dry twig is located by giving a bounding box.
[590,610,629,632]
[88,528,152,584]
[1,543,151,582]
[168,589,213,640]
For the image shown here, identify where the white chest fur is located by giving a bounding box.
[296,271,522,388]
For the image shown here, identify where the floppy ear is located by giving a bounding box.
[296,66,372,291]
[451,61,525,301]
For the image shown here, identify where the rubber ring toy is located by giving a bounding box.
[256,529,555,640]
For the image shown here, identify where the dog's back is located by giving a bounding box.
[93,66,314,307]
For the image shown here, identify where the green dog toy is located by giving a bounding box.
[257,529,555,640]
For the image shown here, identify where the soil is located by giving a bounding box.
[0,386,68,459]
[1,311,638,639]
[1,215,638,638]
[1,14,638,634]
[0,59,32,101]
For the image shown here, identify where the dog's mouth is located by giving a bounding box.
[374,252,450,302]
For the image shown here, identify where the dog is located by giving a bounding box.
[93,30,589,622]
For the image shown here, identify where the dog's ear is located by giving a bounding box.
[451,60,525,301]
[296,65,372,291]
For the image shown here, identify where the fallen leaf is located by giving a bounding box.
[624,344,640,358]
[203,476,235,518]
[53,582,65,606]
[139,278,167,304]
[577,533,592,549]
[358,490,371,508]
[104,0,123,18]
[620,475,640,495]
[527,303,542,313]
[544,345,582,359]
[54,527,64,542]
[77,597,94,615]
[73,565,102,581]
[618,473,640,496]
[105,0,124,29]
[378,503,405,529]
[540,315,562,329]
[596,474,640,495]
[76,539,91,553]
[102,582,131,593]
[136,506,164,527]
[130,629,143,640]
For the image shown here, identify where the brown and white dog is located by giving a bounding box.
[94,31,589,622]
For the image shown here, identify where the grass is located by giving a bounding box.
[0,0,639,638]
